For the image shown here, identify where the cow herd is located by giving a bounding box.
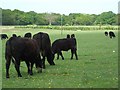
[104,31,116,38]
[1,32,78,78]
[1,30,116,78]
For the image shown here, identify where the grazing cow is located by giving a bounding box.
[67,34,70,38]
[18,35,21,38]
[104,31,108,36]
[109,31,116,39]
[5,37,42,78]
[33,32,55,69]
[12,34,17,37]
[0,34,8,40]
[24,32,32,38]
[71,34,75,38]
[70,34,78,60]
[52,37,78,60]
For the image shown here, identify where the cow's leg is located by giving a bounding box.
[6,56,11,78]
[42,56,46,69]
[30,62,34,75]
[25,61,31,75]
[51,60,55,65]
[74,51,78,60]
[71,48,78,60]
[35,55,42,73]
[14,60,22,77]
[57,53,59,60]
[71,49,74,60]
[59,52,64,60]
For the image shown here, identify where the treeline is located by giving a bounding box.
[2,8,119,25]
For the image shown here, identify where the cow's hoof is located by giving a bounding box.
[29,73,33,75]
[52,63,55,65]
[43,67,45,69]
[18,74,22,77]
[6,76,10,78]
[50,62,55,65]
[18,75,22,77]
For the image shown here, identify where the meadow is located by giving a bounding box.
[1,27,118,88]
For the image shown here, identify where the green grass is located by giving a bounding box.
[1,28,118,88]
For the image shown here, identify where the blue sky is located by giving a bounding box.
[1,0,119,15]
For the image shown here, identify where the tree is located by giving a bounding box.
[13,9,25,25]
[1,9,118,25]
[2,9,16,25]
[95,11,116,25]
[44,13,58,25]
[34,14,48,25]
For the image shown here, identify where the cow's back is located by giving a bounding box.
[52,38,76,52]
[39,32,51,50]
[6,37,40,61]
[33,32,52,55]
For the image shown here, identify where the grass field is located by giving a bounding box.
[1,28,118,88]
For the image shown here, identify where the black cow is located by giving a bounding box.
[12,34,17,37]
[104,31,108,36]
[0,34,8,40]
[67,34,70,38]
[70,34,78,60]
[24,32,32,38]
[52,38,78,60]
[109,31,116,38]
[33,32,55,69]
[71,34,75,38]
[5,37,42,78]
[18,35,21,38]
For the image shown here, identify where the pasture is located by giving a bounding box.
[1,27,118,88]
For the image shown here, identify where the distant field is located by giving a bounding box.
[1,27,118,88]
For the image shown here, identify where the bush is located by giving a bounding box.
[15,25,118,30]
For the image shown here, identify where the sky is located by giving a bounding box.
[1,0,119,15]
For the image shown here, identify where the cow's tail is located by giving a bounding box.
[5,38,15,64]
[5,40,12,67]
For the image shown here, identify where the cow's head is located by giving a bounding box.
[47,52,55,65]
[35,55,42,73]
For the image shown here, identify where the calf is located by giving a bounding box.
[5,37,42,78]
[0,34,8,40]
[24,32,32,38]
[71,34,77,60]
[33,32,55,69]
[52,38,78,60]
[109,31,116,38]
[67,34,70,38]
[104,31,108,36]
[12,34,17,37]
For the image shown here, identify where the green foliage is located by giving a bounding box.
[2,9,16,25]
[95,11,116,25]
[15,25,119,30]
[1,28,118,88]
[1,9,118,25]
